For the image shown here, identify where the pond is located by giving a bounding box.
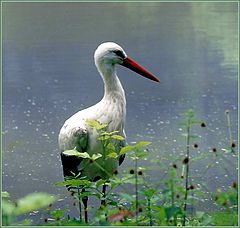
[2,1,238,223]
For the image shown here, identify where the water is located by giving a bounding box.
[2,2,238,223]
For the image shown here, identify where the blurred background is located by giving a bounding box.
[2,1,238,222]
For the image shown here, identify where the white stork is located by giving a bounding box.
[58,42,159,222]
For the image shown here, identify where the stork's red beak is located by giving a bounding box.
[121,56,160,83]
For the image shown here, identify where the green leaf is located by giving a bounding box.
[86,119,108,130]
[143,188,157,198]
[101,131,119,136]
[63,150,91,159]
[2,200,16,216]
[185,109,195,118]
[134,141,152,149]
[50,209,68,219]
[120,145,134,155]
[62,149,90,159]
[100,132,110,136]
[135,150,148,159]
[15,193,56,215]
[2,191,10,198]
[96,179,107,188]
[212,212,238,226]
[111,135,125,141]
[165,206,182,220]
[55,179,91,187]
[107,152,118,159]
[76,152,91,159]
[119,141,151,155]
[91,153,102,160]
[106,143,116,153]
[98,135,111,141]
[119,193,135,202]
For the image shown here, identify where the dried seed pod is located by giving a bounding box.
[113,169,118,175]
[201,122,206,127]
[182,157,189,164]
[212,148,217,153]
[193,143,198,148]
[129,169,134,174]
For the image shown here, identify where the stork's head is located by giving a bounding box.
[94,42,160,83]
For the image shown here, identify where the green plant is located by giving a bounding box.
[4,109,237,226]
[2,191,56,226]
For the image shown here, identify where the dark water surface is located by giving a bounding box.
[2,2,238,222]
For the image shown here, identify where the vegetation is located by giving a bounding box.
[2,110,238,226]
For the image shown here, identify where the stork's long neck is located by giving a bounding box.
[95,60,126,132]
[96,61,126,101]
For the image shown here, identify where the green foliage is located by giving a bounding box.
[63,148,102,162]
[15,193,56,215]
[120,141,151,155]
[2,192,56,226]
[86,119,108,130]
[211,212,238,226]
[55,179,91,187]
[4,110,237,226]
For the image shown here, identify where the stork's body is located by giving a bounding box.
[58,42,159,181]
[59,68,127,180]
[58,42,159,223]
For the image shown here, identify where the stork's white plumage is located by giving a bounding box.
[58,42,159,181]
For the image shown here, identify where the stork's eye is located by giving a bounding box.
[113,50,125,59]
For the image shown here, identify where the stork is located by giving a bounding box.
[58,42,159,222]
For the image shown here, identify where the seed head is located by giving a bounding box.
[201,122,206,127]
[138,170,143,176]
[222,201,228,206]
[172,163,177,169]
[176,194,180,199]
[129,169,134,174]
[44,218,48,223]
[182,157,189,164]
[113,169,118,175]
[189,185,195,190]
[225,110,230,115]
[212,148,217,153]
[231,142,236,148]
[193,143,198,148]
[138,208,143,212]
[232,182,237,189]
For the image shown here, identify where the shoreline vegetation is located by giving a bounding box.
[2,110,238,226]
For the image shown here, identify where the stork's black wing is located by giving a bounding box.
[60,126,88,178]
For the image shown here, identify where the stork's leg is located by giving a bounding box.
[101,184,107,206]
[82,195,88,223]
[77,188,82,222]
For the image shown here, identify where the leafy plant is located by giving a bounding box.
[4,110,237,226]
[2,191,56,226]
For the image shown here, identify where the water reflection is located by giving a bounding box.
[3,1,238,222]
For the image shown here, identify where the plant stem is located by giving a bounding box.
[170,178,174,207]
[147,197,153,226]
[93,160,113,178]
[183,118,191,226]
[77,188,82,222]
[135,154,139,225]
[225,110,233,148]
